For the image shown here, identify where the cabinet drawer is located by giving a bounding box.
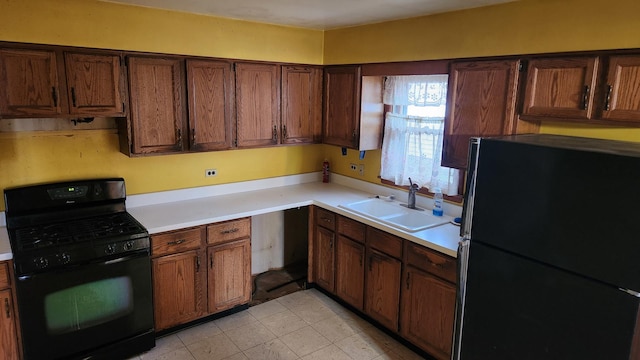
[316,208,336,231]
[366,227,402,259]
[207,217,251,245]
[152,227,203,257]
[338,216,365,243]
[405,242,456,283]
[0,261,10,289]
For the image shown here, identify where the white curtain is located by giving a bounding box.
[380,75,460,195]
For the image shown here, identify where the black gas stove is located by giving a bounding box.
[5,178,150,276]
[4,178,155,360]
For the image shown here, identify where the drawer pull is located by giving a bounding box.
[321,217,332,223]
[167,239,186,246]
[196,256,201,272]
[221,228,239,235]
[4,298,9,319]
[426,257,444,268]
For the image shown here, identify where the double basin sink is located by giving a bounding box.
[338,198,451,232]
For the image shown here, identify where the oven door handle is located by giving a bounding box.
[17,250,150,281]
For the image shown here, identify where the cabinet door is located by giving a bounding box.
[521,57,598,120]
[281,65,322,144]
[207,238,251,313]
[186,59,234,151]
[401,268,456,360]
[235,62,280,147]
[153,250,206,331]
[365,248,401,331]
[335,235,365,310]
[64,52,124,116]
[0,48,64,116]
[323,66,361,148]
[0,289,19,360]
[442,60,522,169]
[128,56,187,154]
[600,55,640,122]
[314,226,335,293]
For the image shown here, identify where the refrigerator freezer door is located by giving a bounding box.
[471,137,640,292]
[457,241,640,360]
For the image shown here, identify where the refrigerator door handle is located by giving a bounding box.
[452,237,471,360]
[619,288,640,297]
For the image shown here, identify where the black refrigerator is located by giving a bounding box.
[453,134,640,360]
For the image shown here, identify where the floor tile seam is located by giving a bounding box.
[222,321,280,351]
[241,337,302,360]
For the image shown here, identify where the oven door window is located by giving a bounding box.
[45,276,133,334]
[16,253,153,360]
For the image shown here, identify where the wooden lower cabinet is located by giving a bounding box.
[151,218,252,331]
[153,250,206,330]
[207,238,251,313]
[401,268,456,360]
[310,207,458,360]
[0,261,19,360]
[365,248,402,331]
[335,235,365,310]
[314,226,336,293]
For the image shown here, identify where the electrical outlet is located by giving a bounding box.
[205,169,217,177]
[349,163,357,171]
[358,164,365,176]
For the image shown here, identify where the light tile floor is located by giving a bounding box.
[130,289,426,360]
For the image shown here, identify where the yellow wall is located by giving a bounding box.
[3,0,640,211]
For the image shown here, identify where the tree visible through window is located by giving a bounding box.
[380,75,460,196]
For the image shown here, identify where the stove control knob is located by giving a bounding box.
[58,253,71,264]
[105,244,116,255]
[34,257,49,269]
[124,241,134,251]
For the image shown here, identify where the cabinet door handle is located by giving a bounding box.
[352,129,356,139]
[4,298,9,319]
[176,129,182,146]
[272,125,278,142]
[360,252,363,267]
[604,84,613,111]
[581,85,590,110]
[167,239,185,246]
[210,254,214,268]
[406,271,411,290]
[195,255,201,272]
[51,87,58,107]
[70,87,77,107]
[282,124,288,140]
[192,128,196,144]
[221,228,239,235]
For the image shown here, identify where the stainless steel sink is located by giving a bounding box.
[338,198,451,232]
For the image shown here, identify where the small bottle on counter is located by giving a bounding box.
[432,188,443,216]
[322,159,330,183]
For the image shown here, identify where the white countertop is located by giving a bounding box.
[0,174,462,261]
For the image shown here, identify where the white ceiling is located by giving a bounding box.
[102,0,517,30]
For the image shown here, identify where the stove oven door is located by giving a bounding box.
[15,251,155,360]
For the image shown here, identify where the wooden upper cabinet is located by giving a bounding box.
[443,59,529,170]
[600,55,640,122]
[64,52,124,116]
[235,62,280,148]
[0,48,65,116]
[127,56,187,155]
[521,57,599,120]
[281,65,322,144]
[323,65,361,148]
[186,59,234,151]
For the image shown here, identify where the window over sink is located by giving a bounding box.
[380,75,462,198]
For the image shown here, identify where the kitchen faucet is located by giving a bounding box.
[407,177,419,209]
